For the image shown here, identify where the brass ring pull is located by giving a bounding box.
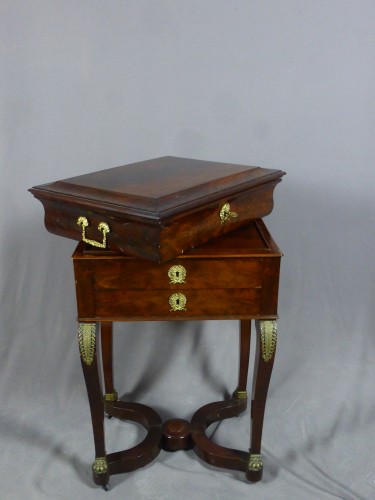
[77,216,110,249]
[219,203,238,224]
[169,293,187,312]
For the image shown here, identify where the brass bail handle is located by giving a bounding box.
[77,216,110,249]
[219,203,238,224]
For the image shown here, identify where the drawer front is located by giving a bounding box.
[94,288,262,319]
[92,258,263,290]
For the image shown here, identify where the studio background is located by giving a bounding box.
[1,1,375,499]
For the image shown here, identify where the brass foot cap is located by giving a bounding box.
[246,453,263,482]
[232,388,248,400]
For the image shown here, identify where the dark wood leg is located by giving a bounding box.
[191,399,248,471]
[99,323,162,479]
[233,320,251,400]
[101,322,117,404]
[190,320,251,473]
[79,321,162,486]
[78,322,109,487]
[247,320,277,482]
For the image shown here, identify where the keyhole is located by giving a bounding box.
[176,271,179,277]
[169,293,186,312]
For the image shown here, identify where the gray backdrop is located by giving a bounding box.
[1,1,375,499]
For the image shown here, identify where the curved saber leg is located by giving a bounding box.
[101,322,118,413]
[78,322,109,487]
[247,320,277,482]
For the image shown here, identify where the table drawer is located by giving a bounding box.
[92,258,263,290]
[94,288,262,319]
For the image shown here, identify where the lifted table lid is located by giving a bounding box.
[30,156,285,262]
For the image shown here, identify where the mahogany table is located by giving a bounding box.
[72,219,282,489]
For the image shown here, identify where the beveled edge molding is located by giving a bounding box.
[247,452,263,472]
[92,457,108,474]
[78,322,96,366]
[259,320,277,363]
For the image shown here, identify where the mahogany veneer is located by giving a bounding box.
[30,156,284,262]
[73,220,282,488]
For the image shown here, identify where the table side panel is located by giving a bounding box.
[159,182,278,262]
[73,259,96,319]
[42,198,161,260]
[259,257,281,316]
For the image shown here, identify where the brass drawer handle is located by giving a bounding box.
[168,265,187,284]
[77,216,110,248]
[169,293,187,312]
[219,203,238,224]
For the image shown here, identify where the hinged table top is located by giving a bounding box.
[30,156,285,218]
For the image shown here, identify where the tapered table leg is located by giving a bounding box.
[101,322,118,404]
[247,320,277,482]
[233,320,251,400]
[78,322,109,487]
